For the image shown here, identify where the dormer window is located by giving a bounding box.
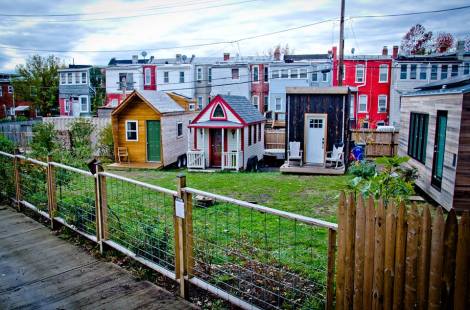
[212,103,225,118]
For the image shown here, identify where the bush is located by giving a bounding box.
[0,135,16,153]
[69,119,95,161]
[97,124,114,159]
[31,122,58,158]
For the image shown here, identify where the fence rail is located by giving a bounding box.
[351,129,398,157]
[0,151,336,310]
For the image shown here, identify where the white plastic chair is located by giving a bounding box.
[287,141,303,166]
[325,145,344,169]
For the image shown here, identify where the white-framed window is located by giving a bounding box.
[377,121,385,127]
[144,68,151,85]
[264,95,268,112]
[67,72,72,84]
[64,99,70,113]
[431,64,438,80]
[275,97,281,111]
[179,71,185,83]
[232,68,239,80]
[8,85,13,94]
[81,72,87,84]
[400,64,408,80]
[355,65,365,83]
[299,68,307,79]
[271,69,279,79]
[451,64,459,77]
[79,96,88,113]
[197,67,202,81]
[60,73,66,85]
[420,64,427,80]
[281,69,288,78]
[378,95,387,113]
[197,96,203,110]
[163,71,169,83]
[464,63,470,75]
[379,64,388,82]
[189,102,195,111]
[290,68,298,79]
[177,122,183,138]
[74,72,80,84]
[358,95,367,113]
[208,67,212,83]
[252,95,259,109]
[264,66,269,82]
[253,66,259,82]
[362,121,369,129]
[322,71,328,82]
[410,64,417,80]
[349,95,355,119]
[441,64,448,79]
[125,120,138,141]
[312,72,318,82]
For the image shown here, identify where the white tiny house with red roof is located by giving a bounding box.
[187,95,265,171]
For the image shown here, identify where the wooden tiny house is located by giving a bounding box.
[187,95,265,171]
[280,87,351,174]
[111,90,195,168]
[399,77,470,211]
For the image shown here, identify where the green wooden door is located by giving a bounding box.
[431,111,447,189]
[146,120,161,162]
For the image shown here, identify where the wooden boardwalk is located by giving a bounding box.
[0,206,194,310]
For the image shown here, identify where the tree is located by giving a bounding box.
[400,24,433,55]
[464,34,470,52]
[90,67,105,114]
[12,55,62,116]
[434,32,454,53]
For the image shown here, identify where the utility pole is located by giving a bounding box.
[338,0,345,86]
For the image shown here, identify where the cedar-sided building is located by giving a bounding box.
[111,90,196,168]
[398,76,470,211]
[280,87,351,174]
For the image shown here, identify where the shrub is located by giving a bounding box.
[0,134,16,153]
[69,118,95,161]
[31,122,58,158]
[97,124,114,159]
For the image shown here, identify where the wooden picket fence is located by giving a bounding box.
[335,192,470,310]
[351,129,398,157]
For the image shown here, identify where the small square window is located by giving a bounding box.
[126,121,138,141]
[177,122,183,138]
[232,68,239,79]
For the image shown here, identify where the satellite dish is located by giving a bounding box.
[141,51,148,58]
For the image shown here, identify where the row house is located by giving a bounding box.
[390,42,470,128]
[0,73,34,119]
[332,46,394,129]
[154,54,195,100]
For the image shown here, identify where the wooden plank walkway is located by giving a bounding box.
[0,206,195,310]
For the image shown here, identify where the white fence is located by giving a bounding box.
[187,151,205,169]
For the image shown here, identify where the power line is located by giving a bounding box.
[350,5,470,19]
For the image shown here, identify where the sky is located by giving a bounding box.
[0,0,469,71]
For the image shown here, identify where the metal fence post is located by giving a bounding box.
[46,155,58,229]
[95,163,107,254]
[13,155,21,211]
[175,174,189,299]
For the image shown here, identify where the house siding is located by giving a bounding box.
[161,112,196,166]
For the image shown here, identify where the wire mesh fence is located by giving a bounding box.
[186,189,333,309]
[17,157,48,213]
[103,173,177,274]
[0,152,15,201]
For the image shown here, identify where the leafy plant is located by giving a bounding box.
[0,134,16,153]
[30,122,59,158]
[69,118,95,161]
[97,124,114,159]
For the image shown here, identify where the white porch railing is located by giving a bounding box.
[223,151,240,170]
[187,151,205,169]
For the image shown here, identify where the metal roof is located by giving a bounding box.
[218,95,265,124]
[403,84,470,96]
[138,91,185,113]
[415,76,470,90]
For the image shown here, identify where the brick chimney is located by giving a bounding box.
[223,53,230,61]
[382,46,388,56]
[274,49,281,61]
[332,46,337,60]
[392,46,399,59]
[132,55,138,64]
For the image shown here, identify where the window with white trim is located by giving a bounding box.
[355,65,365,82]
[81,72,87,84]
[377,121,385,127]
[75,72,80,84]
[271,69,279,79]
[379,64,388,82]
[322,71,328,82]
[8,85,13,93]
[60,73,66,85]
[431,64,438,80]
[451,64,459,77]
[126,121,138,141]
[410,64,417,80]
[264,67,269,82]
[264,96,268,112]
[197,67,202,81]
[80,96,88,112]
[179,71,185,83]
[164,71,169,83]
[177,122,183,138]
[400,64,408,80]
[197,96,203,110]
[253,66,259,81]
[349,96,355,119]
[464,63,470,75]
[281,69,288,78]
[290,69,298,79]
[208,68,212,83]
[275,97,281,111]
[312,72,318,81]
[252,96,259,110]
[67,72,72,84]
[419,64,427,80]
[232,68,239,80]
[64,99,70,112]
[358,95,367,113]
[441,65,448,79]
[144,68,151,85]
[378,95,387,113]
[299,68,307,79]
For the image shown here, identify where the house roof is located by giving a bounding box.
[108,58,150,66]
[188,120,244,128]
[286,87,350,95]
[284,54,331,61]
[395,53,460,62]
[112,90,184,116]
[218,95,265,123]
[404,76,470,96]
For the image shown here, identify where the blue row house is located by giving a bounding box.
[58,65,96,117]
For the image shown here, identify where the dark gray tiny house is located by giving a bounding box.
[281,87,351,174]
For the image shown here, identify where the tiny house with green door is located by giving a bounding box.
[398,76,470,211]
[111,90,195,168]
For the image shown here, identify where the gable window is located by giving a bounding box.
[60,73,66,85]
[177,122,183,138]
[253,66,259,82]
[322,71,328,82]
[252,96,259,110]
[275,97,281,111]
[144,68,151,85]
[441,65,448,79]
[75,72,80,84]
[378,95,387,113]
[464,63,470,75]
[271,69,279,79]
[208,68,212,83]
[312,72,318,82]
[80,96,88,112]
[232,68,239,80]
[164,71,169,83]
[126,120,138,141]
[64,99,70,112]
[197,67,202,81]
[358,95,367,113]
[420,64,427,80]
[355,65,365,83]
[8,85,13,93]
[197,96,203,110]
[67,72,73,84]
[299,68,307,79]
[264,67,269,82]
[212,104,225,118]
[379,64,388,82]
[349,96,355,119]
[408,112,428,164]
[281,69,288,78]
[400,64,407,79]
[410,64,417,80]
[179,71,185,83]
[451,64,459,77]
[431,64,438,80]
[290,69,298,79]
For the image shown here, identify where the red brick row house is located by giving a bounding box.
[0,73,35,119]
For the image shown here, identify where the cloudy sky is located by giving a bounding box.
[0,0,469,71]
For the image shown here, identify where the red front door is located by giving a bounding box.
[210,129,222,167]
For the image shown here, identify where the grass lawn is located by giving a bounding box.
[109,168,352,223]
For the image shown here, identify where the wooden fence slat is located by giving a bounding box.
[336,192,347,310]
[343,192,356,309]
[442,210,458,309]
[327,228,337,310]
[428,208,445,310]
[393,202,407,310]
[384,202,397,310]
[353,195,366,309]
[454,212,470,310]
[363,196,376,309]
[372,199,386,310]
[417,205,432,310]
[404,204,420,308]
